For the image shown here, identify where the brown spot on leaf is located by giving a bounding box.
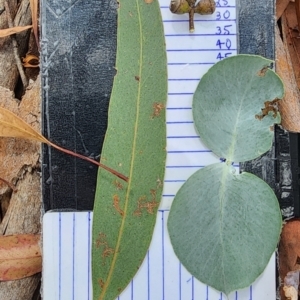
[135,76,140,81]
[257,65,269,76]
[113,180,123,190]
[144,0,153,3]
[113,194,124,216]
[255,99,280,120]
[95,233,115,264]
[151,102,165,118]
[157,177,163,188]
[134,189,159,216]
[98,278,105,288]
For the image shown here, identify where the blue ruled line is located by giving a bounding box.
[164,20,236,24]
[166,165,205,168]
[168,92,193,95]
[87,212,91,300]
[168,62,215,65]
[72,213,75,300]
[169,19,236,22]
[192,276,194,300]
[147,251,150,300]
[166,121,194,124]
[179,263,182,300]
[167,107,192,110]
[168,78,200,81]
[161,211,165,300]
[59,213,61,300]
[167,150,211,153]
[167,48,237,51]
[167,136,200,138]
[164,179,186,182]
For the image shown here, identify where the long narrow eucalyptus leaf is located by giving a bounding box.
[92,0,167,299]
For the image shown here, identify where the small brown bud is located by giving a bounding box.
[169,0,191,14]
[194,0,216,14]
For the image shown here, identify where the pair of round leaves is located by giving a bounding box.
[168,55,284,296]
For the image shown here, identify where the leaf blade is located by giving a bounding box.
[168,163,282,295]
[92,0,167,299]
[193,55,284,162]
[0,234,41,280]
[0,25,33,38]
[0,106,48,143]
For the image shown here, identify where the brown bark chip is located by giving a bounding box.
[0,76,41,299]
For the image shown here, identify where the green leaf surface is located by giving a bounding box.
[193,55,284,162]
[167,163,282,296]
[92,0,167,299]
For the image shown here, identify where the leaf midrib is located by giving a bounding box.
[226,71,256,162]
[98,1,143,299]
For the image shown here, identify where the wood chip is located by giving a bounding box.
[276,0,291,20]
[276,25,300,132]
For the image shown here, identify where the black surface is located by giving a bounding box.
[41,0,117,211]
[287,132,300,217]
[42,0,299,217]
[238,0,276,191]
[238,0,300,218]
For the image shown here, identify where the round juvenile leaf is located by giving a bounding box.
[167,163,282,295]
[193,55,284,162]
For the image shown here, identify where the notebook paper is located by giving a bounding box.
[43,0,277,299]
[43,212,276,300]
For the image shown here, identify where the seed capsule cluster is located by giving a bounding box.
[169,0,216,32]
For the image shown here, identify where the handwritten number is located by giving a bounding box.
[223,10,230,19]
[216,25,232,35]
[216,53,223,60]
[226,38,231,49]
[215,1,232,60]
[224,25,232,34]
[216,39,224,49]
[216,10,230,20]
[216,52,232,60]
[215,0,229,6]
[216,39,232,50]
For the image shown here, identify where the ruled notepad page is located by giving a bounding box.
[43,0,277,299]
